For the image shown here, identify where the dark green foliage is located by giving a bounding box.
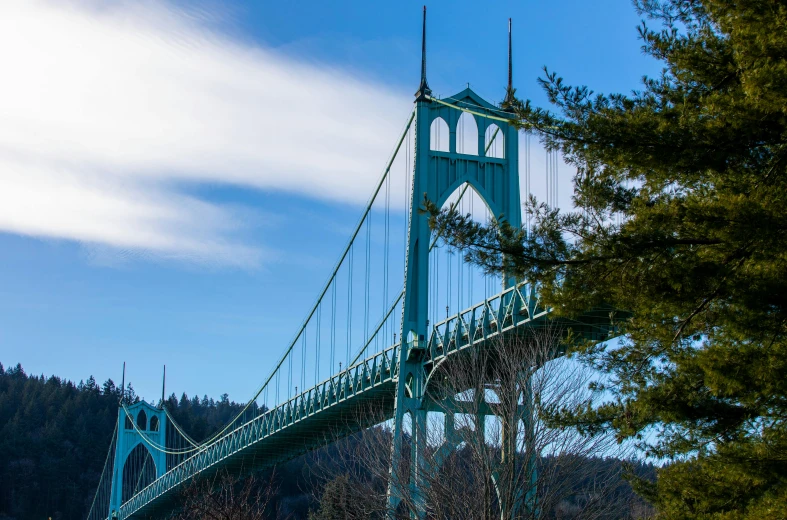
[308,475,358,520]
[0,364,652,520]
[428,1,787,517]
[0,363,121,520]
[0,364,253,520]
[538,456,655,520]
[163,391,251,443]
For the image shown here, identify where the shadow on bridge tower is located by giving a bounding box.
[109,399,167,518]
[390,7,528,517]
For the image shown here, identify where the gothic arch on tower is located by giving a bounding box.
[121,443,156,503]
[109,400,168,514]
[422,87,520,226]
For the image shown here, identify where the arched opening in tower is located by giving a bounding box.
[122,443,156,503]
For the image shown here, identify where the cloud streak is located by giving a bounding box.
[0,0,410,266]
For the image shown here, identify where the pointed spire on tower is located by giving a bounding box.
[415,6,432,101]
[120,361,126,404]
[160,365,166,409]
[504,18,516,110]
[508,18,513,90]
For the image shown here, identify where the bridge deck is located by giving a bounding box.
[122,346,399,519]
[119,283,619,519]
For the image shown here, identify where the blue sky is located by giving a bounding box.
[0,0,658,403]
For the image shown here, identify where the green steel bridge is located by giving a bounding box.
[87,10,621,520]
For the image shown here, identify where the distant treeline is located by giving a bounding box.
[0,363,275,520]
[0,363,653,520]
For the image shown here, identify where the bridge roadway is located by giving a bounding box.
[119,282,617,519]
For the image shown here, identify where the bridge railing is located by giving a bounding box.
[425,281,548,365]
[118,277,627,519]
[119,344,401,519]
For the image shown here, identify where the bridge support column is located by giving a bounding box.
[492,375,537,520]
[391,10,522,516]
[388,54,433,516]
[416,376,538,520]
[108,402,167,519]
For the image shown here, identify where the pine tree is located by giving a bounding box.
[428,1,787,517]
[102,378,116,396]
[309,475,355,520]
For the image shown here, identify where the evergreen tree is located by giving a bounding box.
[102,378,117,397]
[0,362,651,520]
[309,475,357,520]
[428,1,787,517]
[0,364,252,520]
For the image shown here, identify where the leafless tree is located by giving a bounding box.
[177,469,281,520]
[310,325,650,519]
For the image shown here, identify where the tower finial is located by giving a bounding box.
[120,361,126,405]
[504,17,516,110]
[415,6,431,101]
[508,18,513,90]
[160,365,166,408]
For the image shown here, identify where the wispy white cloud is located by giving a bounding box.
[0,0,410,266]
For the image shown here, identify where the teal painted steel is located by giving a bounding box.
[390,85,522,516]
[109,401,167,517]
[119,344,401,519]
[98,15,624,520]
[112,279,614,519]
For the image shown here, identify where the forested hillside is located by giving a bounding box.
[0,363,653,520]
[0,363,288,520]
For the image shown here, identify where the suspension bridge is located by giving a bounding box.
[86,10,621,520]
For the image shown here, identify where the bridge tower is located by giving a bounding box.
[108,400,168,518]
[391,8,525,517]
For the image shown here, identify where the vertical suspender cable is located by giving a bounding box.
[383,158,391,352]
[301,332,306,394]
[315,303,321,383]
[331,282,336,371]
[447,246,451,319]
[404,125,411,344]
[435,244,440,326]
[546,150,552,207]
[528,131,532,232]
[459,188,464,311]
[485,208,491,299]
[431,238,436,327]
[364,217,371,344]
[347,245,353,366]
[469,189,474,304]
